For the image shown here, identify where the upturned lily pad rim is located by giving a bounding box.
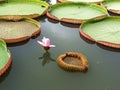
[0,39,12,76]
[57,52,89,72]
[58,0,104,4]
[8,0,45,2]
[0,55,12,76]
[80,16,120,48]
[0,17,40,30]
[47,2,108,24]
[0,0,49,21]
[0,18,41,43]
[102,0,120,14]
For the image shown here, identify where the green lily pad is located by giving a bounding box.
[58,0,104,4]
[102,0,120,14]
[0,18,41,43]
[0,39,12,76]
[0,0,49,20]
[47,2,108,24]
[80,16,120,48]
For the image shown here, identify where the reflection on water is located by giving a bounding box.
[0,65,12,83]
[79,32,95,44]
[8,39,30,47]
[60,22,80,28]
[79,31,120,52]
[39,51,55,66]
[97,43,120,52]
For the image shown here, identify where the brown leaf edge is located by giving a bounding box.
[57,52,89,72]
[58,0,102,4]
[0,6,49,21]
[80,29,120,48]
[46,12,59,21]
[0,55,12,76]
[79,29,95,42]
[109,9,120,15]
[2,28,41,44]
[0,14,43,21]
[100,2,120,15]
[97,41,120,48]
[47,10,108,24]
[47,11,84,24]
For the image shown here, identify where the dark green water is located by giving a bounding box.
[0,1,120,90]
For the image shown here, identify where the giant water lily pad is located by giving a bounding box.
[102,0,120,14]
[47,2,108,24]
[58,0,104,4]
[0,18,41,43]
[0,0,49,20]
[80,16,120,48]
[0,39,12,76]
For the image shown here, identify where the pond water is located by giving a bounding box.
[0,0,120,90]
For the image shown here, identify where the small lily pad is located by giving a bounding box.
[47,2,108,24]
[0,39,12,76]
[80,16,120,48]
[0,18,41,43]
[58,0,104,4]
[0,0,49,20]
[57,52,89,72]
[102,0,120,14]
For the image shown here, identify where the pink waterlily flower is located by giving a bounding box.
[37,37,55,50]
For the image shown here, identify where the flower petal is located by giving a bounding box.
[37,40,44,46]
[42,37,46,42]
[50,45,56,47]
[45,39,50,46]
[37,37,56,48]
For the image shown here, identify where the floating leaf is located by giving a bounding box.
[0,39,12,76]
[80,16,120,48]
[57,52,89,72]
[102,0,120,14]
[0,18,41,43]
[0,0,49,20]
[47,2,108,24]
